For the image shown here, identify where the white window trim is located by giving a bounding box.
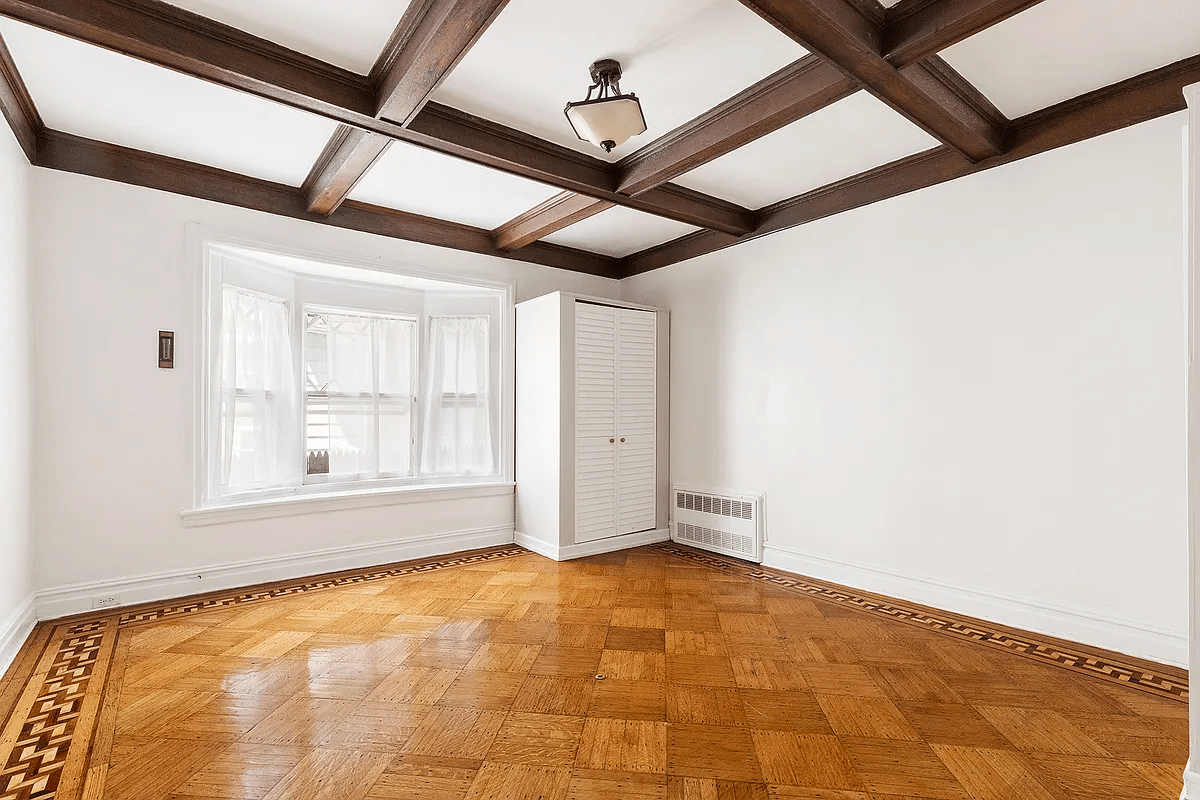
[180,481,516,527]
[185,226,516,518]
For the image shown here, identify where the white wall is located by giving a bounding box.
[1183,84,1199,800]
[30,169,619,614]
[0,125,33,670]
[624,113,1189,665]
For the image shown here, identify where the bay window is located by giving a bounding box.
[199,236,510,508]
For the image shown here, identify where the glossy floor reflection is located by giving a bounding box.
[14,546,1191,799]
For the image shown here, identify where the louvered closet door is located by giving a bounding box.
[616,308,657,534]
[575,304,618,543]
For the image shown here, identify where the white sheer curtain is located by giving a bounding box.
[304,312,416,479]
[420,316,494,475]
[217,288,301,492]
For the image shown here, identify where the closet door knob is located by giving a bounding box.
[610,438,615,443]
[620,438,625,443]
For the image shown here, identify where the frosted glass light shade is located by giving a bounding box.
[564,95,647,153]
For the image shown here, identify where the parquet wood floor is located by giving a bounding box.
[0,543,1188,800]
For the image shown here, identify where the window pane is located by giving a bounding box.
[438,325,459,394]
[218,288,297,492]
[305,310,415,480]
[332,317,372,393]
[309,395,373,475]
[379,399,412,475]
[306,312,373,394]
[219,395,268,487]
[421,316,494,476]
[305,314,330,391]
[379,319,414,396]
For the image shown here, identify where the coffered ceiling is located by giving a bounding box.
[941,0,1200,118]
[672,91,939,209]
[0,0,1197,280]
[436,0,807,161]
[1,18,340,186]
[163,0,416,74]
[347,140,561,230]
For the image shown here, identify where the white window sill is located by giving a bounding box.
[180,481,515,528]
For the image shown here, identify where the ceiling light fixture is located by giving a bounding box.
[564,59,647,154]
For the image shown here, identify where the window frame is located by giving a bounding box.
[301,305,420,485]
[191,227,515,514]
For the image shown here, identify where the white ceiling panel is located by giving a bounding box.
[164,0,411,75]
[348,141,561,229]
[541,206,698,258]
[1,19,340,187]
[672,91,940,209]
[435,0,806,163]
[942,0,1200,119]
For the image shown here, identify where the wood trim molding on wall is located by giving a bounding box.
[0,30,39,160]
[34,130,622,277]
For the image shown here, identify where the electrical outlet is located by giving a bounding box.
[92,594,120,609]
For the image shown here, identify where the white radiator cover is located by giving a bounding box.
[670,486,764,562]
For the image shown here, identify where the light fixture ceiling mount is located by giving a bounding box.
[564,59,647,154]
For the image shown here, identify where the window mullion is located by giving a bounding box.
[372,319,381,478]
[411,319,418,479]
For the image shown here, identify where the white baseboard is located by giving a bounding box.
[0,593,36,678]
[36,525,515,620]
[763,543,1188,668]
[515,528,670,561]
[513,531,559,560]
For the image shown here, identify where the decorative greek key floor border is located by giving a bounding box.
[117,544,528,627]
[0,545,526,800]
[649,541,1189,703]
[1,620,111,799]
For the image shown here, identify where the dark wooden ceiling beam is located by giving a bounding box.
[0,0,749,234]
[491,56,856,252]
[373,0,507,124]
[408,105,754,235]
[619,53,1200,277]
[489,182,756,253]
[302,128,391,215]
[35,129,620,277]
[494,192,616,251]
[739,0,1006,161]
[884,0,1045,67]
[0,30,41,160]
[303,0,509,216]
[617,56,858,196]
[0,0,374,115]
[492,0,1029,257]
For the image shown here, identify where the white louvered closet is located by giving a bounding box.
[515,293,669,560]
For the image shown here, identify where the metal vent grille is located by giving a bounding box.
[671,486,762,562]
[676,492,754,520]
[675,522,757,557]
